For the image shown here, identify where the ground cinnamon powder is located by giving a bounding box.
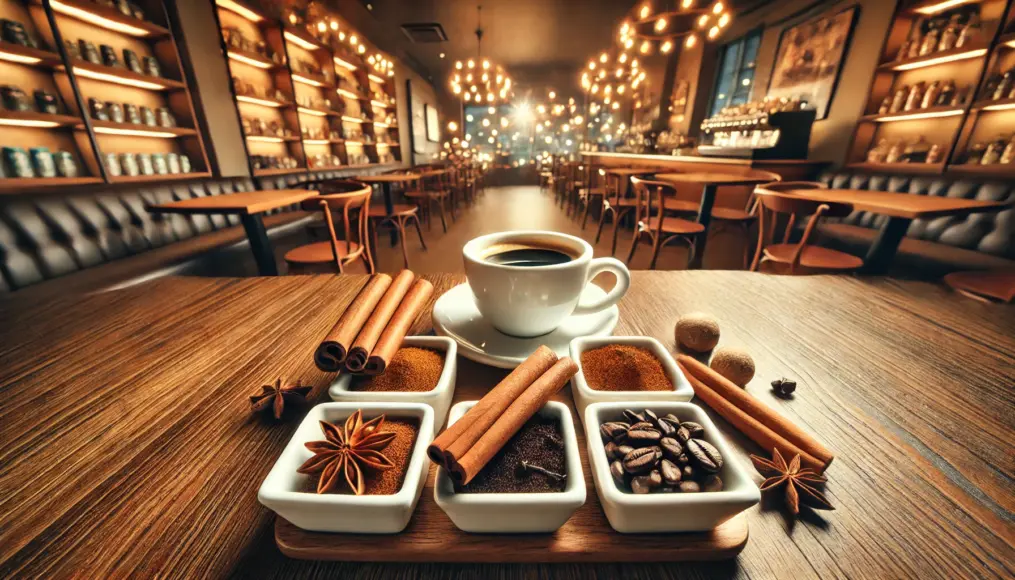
[580,345,672,391]
[303,418,419,496]
[352,347,444,392]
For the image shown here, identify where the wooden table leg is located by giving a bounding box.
[382,182,398,247]
[861,216,911,275]
[687,183,718,270]
[240,213,278,276]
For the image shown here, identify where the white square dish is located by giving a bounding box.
[329,336,457,427]
[585,401,760,533]
[570,335,694,421]
[258,402,434,534]
[434,400,586,533]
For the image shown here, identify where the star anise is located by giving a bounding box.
[297,410,396,494]
[750,448,834,515]
[250,378,312,419]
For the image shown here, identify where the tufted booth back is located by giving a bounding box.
[818,171,1015,260]
[0,176,260,292]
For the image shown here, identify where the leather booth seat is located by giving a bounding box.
[816,170,1015,278]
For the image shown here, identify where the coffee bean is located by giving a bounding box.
[616,444,634,458]
[660,437,683,461]
[622,446,659,474]
[662,413,680,426]
[702,474,724,492]
[610,460,626,488]
[675,425,691,444]
[643,409,659,426]
[660,459,681,485]
[631,475,654,494]
[604,441,619,460]
[676,453,690,466]
[682,465,696,480]
[628,421,655,432]
[600,422,628,443]
[647,469,663,488]
[681,421,705,440]
[623,409,646,424]
[658,420,676,436]
[678,480,701,493]
[686,438,723,473]
[625,426,661,447]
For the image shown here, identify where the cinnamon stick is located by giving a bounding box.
[313,274,392,372]
[427,345,558,466]
[451,357,578,485]
[364,278,435,375]
[345,270,415,373]
[677,358,832,473]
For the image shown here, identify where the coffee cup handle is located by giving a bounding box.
[572,257,631,316]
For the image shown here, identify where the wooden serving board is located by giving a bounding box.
[275,358,749,563]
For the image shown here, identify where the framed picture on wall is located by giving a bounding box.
[425,104,439,142]
[766,4,859,119]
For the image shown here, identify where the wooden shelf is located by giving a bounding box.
[283,29,328,52]
[336,88,370,101]
[0,41,64,68]
[109,172,211,184]
[860,106,966,123]
[291,73,335,90]
[0,176,103,194]
[0,110,83,128]
[995,31,1015,48]
[226,49,281,71]
[68,60,187,91]
[235,94,295,109]
[253,167,307,176]
[44,0,171,38]
[946,163,1015,176]
[903,0,981,15]
[971,96,1015,111]
[877,42,990,72]
[87,119,198,137]
[246,135,300,143]
[846,162,945,174]
[296,106,337,117]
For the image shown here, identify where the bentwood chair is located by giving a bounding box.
[365,177,427,269]
[284,181,373,274]
[595,168,649,256]
[626,176,706,270]
[577,165,608,228]
[943,271,1015,303]
[405,169,452,232]
[750,189,862,275]
[706,170,783,268]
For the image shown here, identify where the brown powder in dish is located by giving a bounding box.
[352,347,444,392]
[300,417,419,495]
[580,344,672,392]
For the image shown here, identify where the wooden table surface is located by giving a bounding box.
[357,173,421,183]
[147,189,318,216]
[656,172,777,186]
[1,273,1012,578]
[775,188,1013,219]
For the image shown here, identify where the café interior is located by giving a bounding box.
[0,0,1012,578]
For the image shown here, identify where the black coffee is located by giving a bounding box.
[484,247,574,267]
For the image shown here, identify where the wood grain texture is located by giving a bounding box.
[0,272,1013,579]
[147,189,318,215]
[778,188,1013,220]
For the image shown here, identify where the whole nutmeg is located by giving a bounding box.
[710,347,756,387]
[675,312,721,352]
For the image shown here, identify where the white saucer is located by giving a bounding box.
[432,282,618,368]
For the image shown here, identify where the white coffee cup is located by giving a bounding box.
[463,230,631,337]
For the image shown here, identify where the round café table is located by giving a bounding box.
[655,172,777,270]
[356,172,421,245]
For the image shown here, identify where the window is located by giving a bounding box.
[707,29,763,116]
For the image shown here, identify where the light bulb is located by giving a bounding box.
[685,34,697,48]
[600,52,608,63]
[713,2,723,14]
[482,59,490,69]
[655,17,667,32]
[640,40,651,54]
[358,44,366,53]
[317,21,326,32]
[719,13,730,27]
[482,72,489,82]
[488,107,496,114]
[549,90,556,99]
[708,25,719,39]
[330,20,339,30]
[698,14,709,28]
[466,114,474,121]
[639,4,650,19]
[661,40,673,53]
[589,61,596,70]
[625,38,634,49]
[467,59,475,68]
[682,0,693,7]
[350,34,358,44]
[464,92,472,101]
[456,61,463,69]
[339,31,346,40]
[619,53,628,63]
[466,73,473,82]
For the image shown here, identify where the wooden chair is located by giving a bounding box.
[405,170,452,232]
[943,271,1015,303]
[750,189,863,275]
[594,168,648,256]
[577,165,608,229]
[364,177,427,269]
[625,176,706,270]
[284,181,373,274]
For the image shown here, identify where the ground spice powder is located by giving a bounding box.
[580,344,672,391]
[302,417,419,496]
[458,416,567,494]
[352,347,444,392]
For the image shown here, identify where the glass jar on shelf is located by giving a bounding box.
[1000,136,1015,164]
[889,85,909,113]
[956,13,980,48]
[904,82,926,111]
[938,14,961,52]
[965,142,987,164]
[921,81,941,109]
[992,69,1013,101]
[885,141,906,163]
[980,136,1006,165]
[935,80,956,106]
[919,21,941,56]
[867,139,889,163]
[926,143,943,164]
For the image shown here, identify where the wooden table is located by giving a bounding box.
[147,189,316,276]
[777,188,1013,275]
[357,173,421,245]
[2,272,1012,577]
[656,173,778,269]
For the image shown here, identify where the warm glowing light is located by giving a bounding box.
[297,107,328,117]
[698,14,709,28]
[982,101,1015,112]
[891,48,987,70]
[51,0,151,36]
[549,91,556,100]
[317,21,327,33]
[292,74,325,87]
[654,18,668,32]
[600,52,608,63]
[228,51,272,69]
[338,32,346,41]
[619,53,628,64]
[874,109,964,122]
[368,74,385,83]
[344,140,363,146]
[448,121,458,131]
[336,88,360,99]
[358,45,366,54]
[284,31,320,51]
[713,2,724,14]
[624,38,634,49]
[303,139,329,145]
[639,4,650,19]
[73,67,167,90]
[682,0,694,7]
[482,118,491,127]
[216,0,264,22]
[341,116,366,123]
[330,20,339,31]
[707,26,720,39]
[467,59,475,68]
[661,40,673,53]
[718,13,730,27]
[640,40,651,54]
[0,118,61,128]
[482,59,490,69]
[237,95,283,108]
[334,56,357,71]
[371,100,388,108]
[349,35,358,45]
[452,85,462,95]
[481,72,489,82]
[455,61,463,70]
[685,34,698,48]
[246,135,284,143]
[466,73,474,82]
[373,121,389,128]
[612,101,620,110]
[0,50,42,64]
[617,84,626,94]
[913,0,977,15]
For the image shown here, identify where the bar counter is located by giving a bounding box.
[580,151,829,181]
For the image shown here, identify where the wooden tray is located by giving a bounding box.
[274,359,750,562]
